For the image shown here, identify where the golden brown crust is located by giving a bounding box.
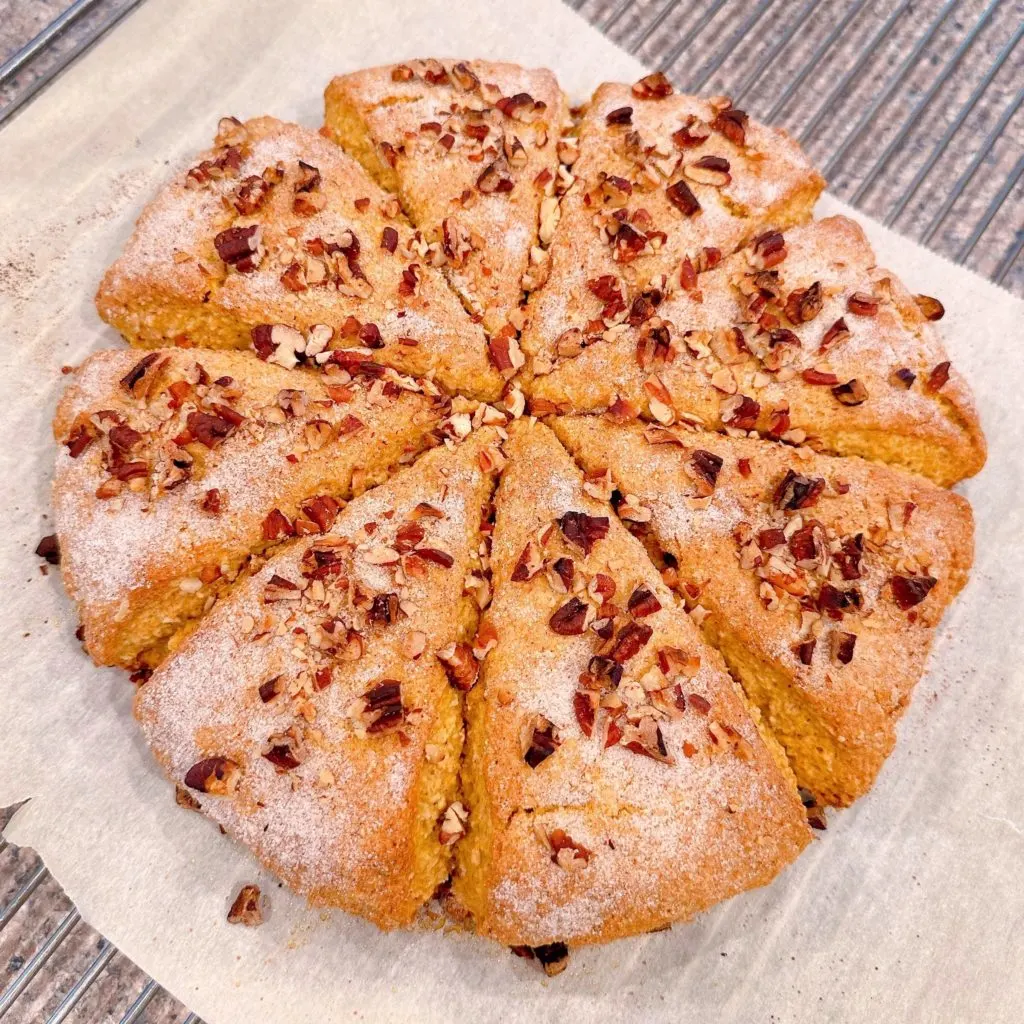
[53,347,445,668]
[135,429,502,929]
[95,116,503,400]
[325,59,568,337]
[520,83,824,370]
[530,216,986,486]
[454,420,810,946]
[552,415,974,806]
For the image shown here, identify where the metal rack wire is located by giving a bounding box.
[1,0,1022,1020]
[575,0,1023,293]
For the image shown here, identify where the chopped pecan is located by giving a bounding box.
[524,716,560,767]
[721,394,760,430]
[549,597,589,636]
[227,884,263,926]
[891,574,937,610]
[784,282,823,324]
[361,680,405,734]
[632,72,674,99]
[832,379,868,405]
[511,539,544,582]
[558,512,609,555]
[847,292,879,316]
[214,224,262,272]
[684,155,731,187]
[437,642,479,691]
[914,294,945,321]
[925,361,951,392]
[819,317,851,354]
[774,469,825,510]
[609,621,653,663]
[184,757,240,795]
[666,179,700,216]
[36,534,60,565]
[627,585,662,618]
[831,631,857,666]
[120,352,161,394]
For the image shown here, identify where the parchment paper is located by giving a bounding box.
[1,2,1022,1021]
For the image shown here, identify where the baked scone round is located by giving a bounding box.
[50,61,984,968]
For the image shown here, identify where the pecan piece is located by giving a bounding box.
[184,757,240,795]
[227,884,263,926]
[666,179,700,216]
[524,716,560,767]
[784,282,823,324]
[361,680,405,734]
[891,574,937,610]
[549,597,589,636]
[610,621,653,663]
[832,379,868,406]
[36,534,60,565]
[914,294,945,321]
[632,71,673,99]
[558,511,609,555]
[436,642,478,691]
[831,631,857,666]
[774,469,825,510]
[627,586,662,618]
[213,224,262,272]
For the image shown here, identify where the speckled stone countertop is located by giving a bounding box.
[1,1,1021,1021]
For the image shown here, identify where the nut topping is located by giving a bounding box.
[227,884,263,926]
[832,379,869,406]
[523,715,560,767]
[549,597,589,636]
[184,757,240,796]
[557,512,610,555]
[437,642,479,691]
[631,72,674,99]
[914,294,945,321]
[891,574,937,610]
[666,179,701,216]
[214,224,263,273]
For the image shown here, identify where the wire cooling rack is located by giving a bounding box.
[2,0,1022,1020]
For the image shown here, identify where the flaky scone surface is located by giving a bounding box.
[453,420,809,946]
[533,216,985,486]
[136,430,501,928]
[325,59,567,338]
[553,416,974,807]
[96,116,503,400]
[520,81,824,371]
[53,347,444,668]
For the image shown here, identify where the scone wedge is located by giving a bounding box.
[533,216,986,485]
[96,116,503,400]
[553,416,975,807]
[454,420,810,948]
[520,77,824,375]
[53,348,445,668]
[325,59,567,337]
[135,428,503,929]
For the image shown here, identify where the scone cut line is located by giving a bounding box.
[47,60,984,970]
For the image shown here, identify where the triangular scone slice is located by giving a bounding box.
[454,420,809,948]
[96,116,502,400]
[135,428,502,929]
[533,217,986,486]
[520,77,823,372]
[325,59,567,336]
[553,416,975,808]
[53,347,446,669]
